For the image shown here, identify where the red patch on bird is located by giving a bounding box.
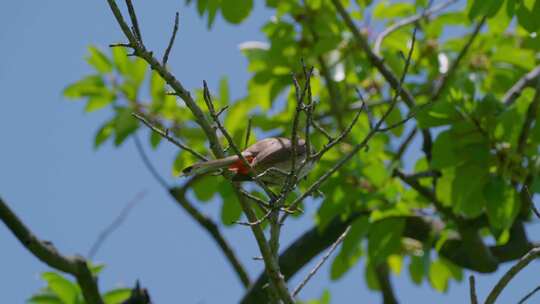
[228,155,255,175]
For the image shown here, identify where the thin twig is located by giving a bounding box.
[282,25,419,221]
[374,0,458,55]
[469,275,478,304]
[132,112,207,161]
[88,191,146,259]
[484,247,540,304]
[202,81,276,200]
[503,65,540,105]
[244,117,253,150]
[518,285,540,304]
[331,0,416,108]
[432,16,486,102]
[133,133,169,188]
[312,100,365,160]
[105,1,290,300]
[0,197,104,304]
[394,128,417,161]
[124,0,143,44]
[235,209,273,226]
[162,12,179,66]
[524,186,540,219]
[292,225,352,297]
[170,185,251,287]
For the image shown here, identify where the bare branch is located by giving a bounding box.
[331,0,416,108]
[133,133,169,189]
[235,209,273,226]
[170,185,251,288]
[518,285,540,304]
[484,247,540,304]
[469,275,478,304]
[375,263,398,304]
[283,24,419,220]
[132,112,207,161]
[244,117,253,150]
[524,186,540,219]
[292,225,351,297]
[88,191,146,259]
[0,197,104,304]
[124,0,143,44]
[162,12,179,66]
[106,0,224,159]
[374,0,458,55]
[503,65,540,105]
[432,17,486,102]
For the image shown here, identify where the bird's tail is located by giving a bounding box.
[182,155,240,176]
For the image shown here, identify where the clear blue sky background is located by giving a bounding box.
[1,1,539,303]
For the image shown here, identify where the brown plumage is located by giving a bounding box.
[182,137,313,184]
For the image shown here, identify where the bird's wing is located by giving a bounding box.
[250,137,306,168]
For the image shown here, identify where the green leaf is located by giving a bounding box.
[468,0,504,19]
[219,77,230,107]
[221,0,253,24]
[365,261,380,290]
[84,92,116,113]
[193,176,217,202]
[150,71,166,107]
[431,130,460,169]
[409,255,426,285]
[516,0,540,32]
[112,47,130,75]
[64,75,106,100]
[220,182,242,225]
[373,1,415,19]
[483,176,519,230]
[368,218,404,264]
[27,293,63,304]
[149,131,162,149]
[429,259,450,292]
[451,163,488,217]
[41,272,79,304]
[86,46,113,73]
[416,101,461,128]
[94,121,114,148]
[114,107,138,146]
[330,216,369,280]
[103,288,131,304]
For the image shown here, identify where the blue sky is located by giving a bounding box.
[1,1,539,303]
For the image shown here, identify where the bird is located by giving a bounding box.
[182,137,313,185]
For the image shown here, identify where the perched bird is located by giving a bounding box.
[182,137,313,185]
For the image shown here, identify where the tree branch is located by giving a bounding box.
[469,275,478,304]
[88,191,146,259]
[162,12,179,66]
[291,225,351,297]
[331,0,416,108]
[0,197,104,304]
[169,185,251,288]
[375,263,398,304]
[503,65,540,105]
[133,113,207,161]
[431,16,486,102]
[374,0,458,55]
[106,0,224,159]
[484,247,540,304]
